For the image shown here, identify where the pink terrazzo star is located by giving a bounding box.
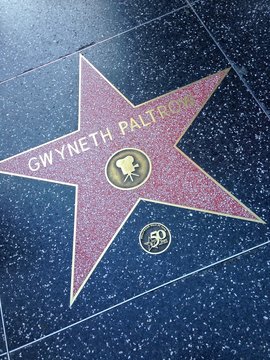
[0,55,263,305]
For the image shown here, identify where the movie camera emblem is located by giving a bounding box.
[105,148,151,190]
[139,223,171,254]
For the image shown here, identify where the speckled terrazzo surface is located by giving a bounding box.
[0,0,187,81]
[0,1,269,359]
[192,0,270,114]
[8,246,270,360]
[0,323,5,355]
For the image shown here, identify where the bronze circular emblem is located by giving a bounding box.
[105,148,151,190]
[139,223,171,254]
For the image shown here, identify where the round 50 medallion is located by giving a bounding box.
[139,223,171,254]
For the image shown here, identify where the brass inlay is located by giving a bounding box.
[0,55,265,307]
[139,223,171,255]
[105,148,151,190]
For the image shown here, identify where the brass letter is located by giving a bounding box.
[145,109,157,123]
[89,132,99,146]
[130,117,141,132]
[157,105,169,119]
[119,121,128,135]
[100,128,113,143]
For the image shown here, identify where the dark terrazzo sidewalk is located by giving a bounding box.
[0,1,269,359]
[7,245,270,360]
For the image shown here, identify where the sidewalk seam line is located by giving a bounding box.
[0,298,11,360]
[0,1,201,85]
[186,0,269,120]
[7,240,270,355]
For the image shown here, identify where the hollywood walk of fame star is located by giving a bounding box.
[0,55,264,306]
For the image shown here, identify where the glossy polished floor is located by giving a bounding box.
[0,1,269,359]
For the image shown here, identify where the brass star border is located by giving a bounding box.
[0,55,265,306]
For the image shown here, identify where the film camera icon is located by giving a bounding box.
[105,148,151,190]
[116,155,140,183]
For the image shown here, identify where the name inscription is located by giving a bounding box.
[28,94,195,172]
